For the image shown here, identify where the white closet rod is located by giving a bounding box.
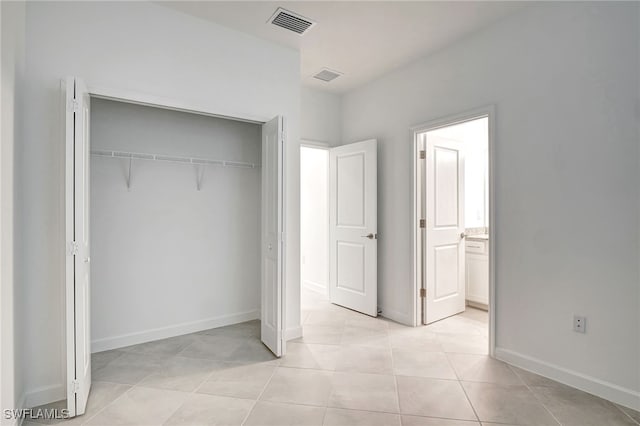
[91,150,258,191]
[90,150,258,169]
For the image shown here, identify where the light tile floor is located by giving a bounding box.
[29,290,639,426]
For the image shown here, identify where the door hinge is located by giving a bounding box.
[68,241,79,256]
[70,380,80,394]
[419,219,426,228]
[419,150,426,159]
[420,288,427,298]
[68,99,79,113]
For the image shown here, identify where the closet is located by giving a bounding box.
[90,98,262,351]
[62,76,285,417]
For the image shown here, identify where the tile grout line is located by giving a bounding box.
[441,324,482,425]
[81,350,170,425]
[121,355,196,425]
[457,378,482,424]
[239,361,280,426]
[390,341,401,420]
[506,364,563,426]
[191,359,235,395]
[77,382,136,425]
[87,330,266,425]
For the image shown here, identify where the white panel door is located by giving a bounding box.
[64,77,91,417]
[424,134,465,324]
[261,116,285,356]
[329,140,377,316]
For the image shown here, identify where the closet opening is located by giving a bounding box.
[90,98,264,354]
[63,77,286,417]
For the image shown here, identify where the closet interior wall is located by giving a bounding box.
[90,98,262,352]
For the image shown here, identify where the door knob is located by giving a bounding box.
[361,233,376,240]
[84,257,91,263]
[268,244,273,251]
[460,232,467,239]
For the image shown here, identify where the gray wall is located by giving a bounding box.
[90,98,261,351]
[342,2,639,406]
[301,87,342,146]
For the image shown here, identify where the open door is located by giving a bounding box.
[423,134,465,324]
[329,140,377,316]
[64,77,91,416]
[261,116,285,356]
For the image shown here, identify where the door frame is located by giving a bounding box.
[300,140,331,300]
[67,82,288,355]
[410,105,496,356]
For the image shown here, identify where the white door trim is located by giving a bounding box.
[410,105,496,356]
[300,139,330,149]
[88,85,270,125]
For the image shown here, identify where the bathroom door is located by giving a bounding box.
[424,134,466,324]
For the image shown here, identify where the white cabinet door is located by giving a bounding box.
[465,244,489,306]
[261,116,285,357]
[64,77,92,417]
[424,135,465,324]
[329,140,377,317]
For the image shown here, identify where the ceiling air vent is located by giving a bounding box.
[313,68,343,83]
[268,8,316,35]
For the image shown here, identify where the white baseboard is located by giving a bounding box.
[91,309,260,353]
[495,347,640,411]
[379,305,413,326]
[23,384,64,410]
[302,279,327,296]
[285,325,303,341]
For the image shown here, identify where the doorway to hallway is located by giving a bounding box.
[300,140,379,317]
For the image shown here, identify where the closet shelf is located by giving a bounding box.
[91,150,258,191]
[90,150,258,169]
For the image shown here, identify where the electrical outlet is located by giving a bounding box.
[573,315,586,333]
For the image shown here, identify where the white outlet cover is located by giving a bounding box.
[573,315,586,333]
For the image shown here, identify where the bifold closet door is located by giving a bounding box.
[64,76,92,417]
[261,116,285,357]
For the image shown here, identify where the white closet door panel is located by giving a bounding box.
[64,76,92,417]
[261,116,285,356]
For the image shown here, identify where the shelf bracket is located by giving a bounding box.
[126,156,132,191]
[195,164,205,191]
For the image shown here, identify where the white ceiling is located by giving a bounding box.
[160,1,527,94]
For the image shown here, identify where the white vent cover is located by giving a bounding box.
[313,68,343,82]
[268,7,316,35]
